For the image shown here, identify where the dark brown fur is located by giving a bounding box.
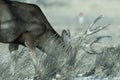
[0,0,63,78]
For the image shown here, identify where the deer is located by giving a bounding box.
[0,0,64,79]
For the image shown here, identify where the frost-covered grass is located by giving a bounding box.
[1,37,120,80]
[75,75,120,80]
[1,17,120,80]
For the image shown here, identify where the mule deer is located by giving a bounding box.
[0,0,64,79]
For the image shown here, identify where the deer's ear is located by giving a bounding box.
[61,29,71,37]
[61,29,67,37]
[67,30,71,37]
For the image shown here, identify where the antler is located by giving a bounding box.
[72,15,111,54]
[82,36,112,54]
[82,15,110,38]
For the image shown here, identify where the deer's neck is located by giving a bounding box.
[37,30,64,53]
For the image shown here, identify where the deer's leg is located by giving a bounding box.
[22,33,39,74]
[8,43,19,75]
